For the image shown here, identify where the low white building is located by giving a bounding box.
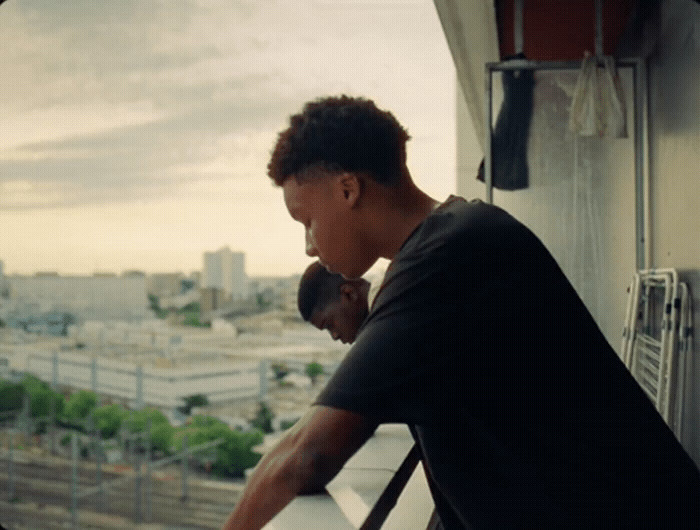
[7,273,149,323]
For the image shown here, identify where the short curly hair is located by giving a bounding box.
[268,95,411,186]
[297,261,346,322]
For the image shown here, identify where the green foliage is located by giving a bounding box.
[182,314,203,326]
[0,380,24,413]
[148,293,159,311]
[173,418,263,478]
[63,390,98,422]
[148,294,169,319]
[181,301,200,313]
[279,417,300,431]
[20,375,64,419]
[256,293,272,311]
[123,408,173,453]
[172,415,228,452]
[91,404,127,439]
[270,362,289,383]
[122,407,170,433]
[177,394,209,415]
[149,421,175,454]
[181,307,208,327]
[250,402,274,434]
[188,414,228,429]
[216,428,263,477]
[305,361,324,385]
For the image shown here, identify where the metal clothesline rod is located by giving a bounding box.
[483,57,646,270]
[485,59,639,71]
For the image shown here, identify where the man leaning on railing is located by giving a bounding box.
[223,96,700,529]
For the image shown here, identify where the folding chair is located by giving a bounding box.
[622,268,690,440]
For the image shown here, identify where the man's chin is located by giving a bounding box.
[324,261,369,280]
[323,263,349,278]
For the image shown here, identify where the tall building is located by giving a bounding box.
[0,260,10,298]
[202,247,248,300]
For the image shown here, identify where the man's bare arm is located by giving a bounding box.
[222,404,378,530]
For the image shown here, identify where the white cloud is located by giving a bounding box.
[0,0,456,275]
[0,100,165,151]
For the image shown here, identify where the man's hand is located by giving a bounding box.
[222,405,377,530]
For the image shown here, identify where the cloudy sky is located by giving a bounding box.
[0,0,457,277]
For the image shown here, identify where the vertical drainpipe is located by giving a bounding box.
[484,63,493,204]
[634,58,648,270]
[595,0,603,59]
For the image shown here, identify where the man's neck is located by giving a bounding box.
[371,185,438,261]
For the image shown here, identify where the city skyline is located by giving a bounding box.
[0,1,457,278]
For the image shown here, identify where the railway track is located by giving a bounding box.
[1,455,242,529]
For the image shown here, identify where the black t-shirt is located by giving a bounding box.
[316,197,700,528]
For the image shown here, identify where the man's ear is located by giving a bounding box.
[340,283,358,302]
[338,173,361,207]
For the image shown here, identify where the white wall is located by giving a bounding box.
[457,67,636,353]
[644,0,700,462]
[455,0,700,465]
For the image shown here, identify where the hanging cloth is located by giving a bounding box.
[569,52,627,138]
[477,53,534,191]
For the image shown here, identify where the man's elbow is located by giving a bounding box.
[275,405,373,496]
[294,444,341,494]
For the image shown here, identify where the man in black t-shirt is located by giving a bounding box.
[298,261,370,344]
[223,96,700,530]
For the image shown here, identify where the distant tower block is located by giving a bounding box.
[202,247,248,300]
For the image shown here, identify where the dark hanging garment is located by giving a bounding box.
[477,53,534,191]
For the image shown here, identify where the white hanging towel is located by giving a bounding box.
[569,52,627,138]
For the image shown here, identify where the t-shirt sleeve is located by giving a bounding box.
[315,209,486,425]
[314,296,439,424]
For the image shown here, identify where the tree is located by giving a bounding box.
[305,361,324,385]
[216,428,263,477]
[18,375,64,434]
[188,414,227,429]
[122,407,170,433]
[63,390,98,424]
[270,362,289,385]
[256,292,272,311]
[173,418,263,477]
[148,294,169,319]
[60,312,76,336]
[122,408,173,453]
[177,394,209,415]
[21,375,64,419]
[250,401,274,434]
[0,380,24,413]
[91,404,127,438]
[149,421,175,454]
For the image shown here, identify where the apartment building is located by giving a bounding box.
[202,246,248,300]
